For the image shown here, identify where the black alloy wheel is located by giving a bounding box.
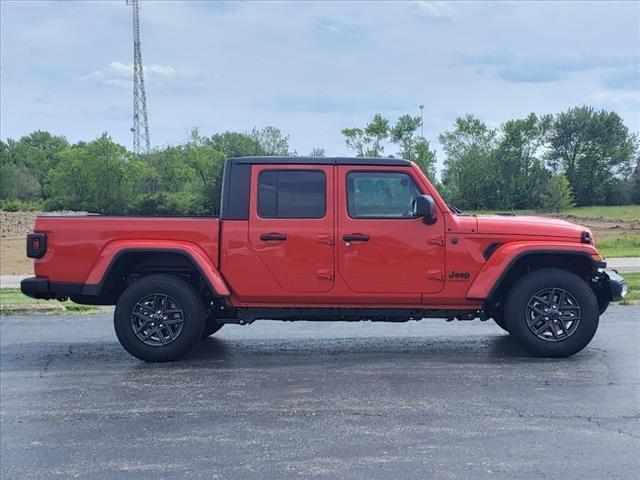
[525,287,581,342]
[131,293,185,347]
[115,275,205,362]
[504,268,599,358]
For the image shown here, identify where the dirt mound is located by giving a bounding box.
[1,211,86,238]
[1,211,38,238]
[554,215,640,242]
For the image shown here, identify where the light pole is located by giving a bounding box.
[419,105,424,137]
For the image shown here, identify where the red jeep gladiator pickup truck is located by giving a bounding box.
[22,156,626,361]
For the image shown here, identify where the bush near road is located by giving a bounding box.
[0,288,98,315]
[620,272,640,305]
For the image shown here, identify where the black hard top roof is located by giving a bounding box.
[226,156,411,167]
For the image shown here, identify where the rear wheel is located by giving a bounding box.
[505,268,599,357]
[114,275,205,362]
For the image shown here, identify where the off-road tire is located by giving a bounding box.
[114,274,205,362]
[492,309,509,333]
[504,268,599,358]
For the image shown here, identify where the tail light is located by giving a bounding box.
[27,233,47,259]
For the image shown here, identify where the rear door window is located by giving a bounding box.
[258,170,326,219]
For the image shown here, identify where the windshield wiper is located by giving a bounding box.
[447,204,468,215]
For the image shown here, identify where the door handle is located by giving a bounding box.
[260,232,287,241]
[343,234,369,242]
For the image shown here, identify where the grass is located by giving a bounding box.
[621,272,640,305]
[0,288,99,315]
[596,234,640,258]
[473,204,640,220]
[562,205,640,221]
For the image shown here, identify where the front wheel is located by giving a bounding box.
[114,275,205,362]
[491,308,509,333]
[202,316,224,338]
[504,268,599,358]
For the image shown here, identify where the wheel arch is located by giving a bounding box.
[467,243,602,309]
[78,241,231,303]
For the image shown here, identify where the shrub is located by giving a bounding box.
[542,174,575,212]
[0,199,45,211]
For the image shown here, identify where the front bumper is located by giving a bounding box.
[604,269,627,302]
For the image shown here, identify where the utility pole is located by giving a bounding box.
[419,105,424,137]
[127,0,150,154]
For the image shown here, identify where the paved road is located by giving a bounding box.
[1,308,639,480]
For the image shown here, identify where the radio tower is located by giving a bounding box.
[127,0,150,154]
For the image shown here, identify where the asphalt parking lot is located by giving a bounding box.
[1,307,639,480]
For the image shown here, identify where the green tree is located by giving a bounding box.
[364,114,390,157]
[631,155,640,204]
[542,174,575,212]
[309,147,326,157]
[342,113,391,157]
[548,106,637,206]
[413,137,437,179]
[341,127,367,157]
[46,135,132,212]
[207,131,264,158]
[391,115,422,161]
[252,126,290,156]
[15,131,69,198]
[439,115,497,209]
[492,113,552,209]
[0,141,17,200]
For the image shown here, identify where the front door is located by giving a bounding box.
[336,166,445,294]
[248,164,335,293]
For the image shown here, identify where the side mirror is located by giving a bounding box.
[412,195,437,225]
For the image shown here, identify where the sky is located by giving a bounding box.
[1,0,639,173]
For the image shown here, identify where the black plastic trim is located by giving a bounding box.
[605,269,627,302]
[220,161,251,220]
[220,157,412,220]
[21,277,83,300]
[80,248,223,298]
[482,242,503,260]
[227,156,411,166]
[234,306,481,323]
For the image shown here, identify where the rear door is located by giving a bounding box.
[336,166,445,294]
[248,164,335,293]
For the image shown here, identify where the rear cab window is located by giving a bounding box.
[258,170,326,219]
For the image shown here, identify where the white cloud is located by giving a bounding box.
[414,1,456,21]
[2,0,639,156]
[588,90,640,107]
[77,61,198,87]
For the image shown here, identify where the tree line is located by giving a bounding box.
[1,105,638,215]
[0,127,291,215]
[342,106,639,211]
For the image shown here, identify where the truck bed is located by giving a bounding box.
[32,216,220,284]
